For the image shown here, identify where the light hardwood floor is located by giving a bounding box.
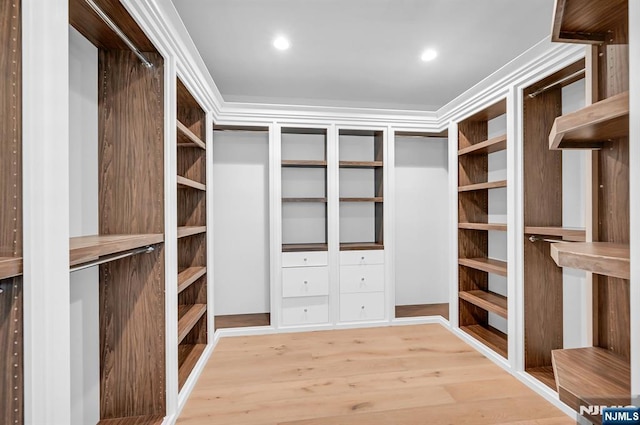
[178,324,573,425]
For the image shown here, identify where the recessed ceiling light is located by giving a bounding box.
[273,36,290,51]
[421,48,438,62]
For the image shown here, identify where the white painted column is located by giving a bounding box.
[505,87,518,370]
[447,121,459,328]
[22,0,71,423]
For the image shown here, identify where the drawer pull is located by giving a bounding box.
[361,305,365,309]
[304,280,308,284]
[304,308,308,313]
[361,277,365,281]
[361,256,365,260]
[303,258,308,262]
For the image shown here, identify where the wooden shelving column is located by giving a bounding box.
[0,0,23,422]
[176,79,208,391]
[457,99,508,359]
[547,1,630,420]
[69,0,167,422]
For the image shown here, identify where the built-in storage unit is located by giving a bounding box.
[68,0,166,422]
[457,100,509,358]
[176,79,208,391]
[545,1,631,422]
[0,0,23,422]
[393,131,449,319]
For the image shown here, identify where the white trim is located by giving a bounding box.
[506,88,518,370]
[22,0,71,423]
[447,120,459,328]
[271,123,281,328]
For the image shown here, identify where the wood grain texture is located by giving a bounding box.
[178,233,206,269]
[459,290,507,319]
[97,415,164,425]
[551,0,628,44]
[460,325,507,359]
[177,79,206,142]
[457,134,506,156]
[177,226,207,239]
[215,313,271,329]
[178,304,207,343]
[339,197,382,202]
[100,246,166,419]
[550,242,629,279]
[0,256,22,279]
[177,267,206,294]
[177,325,571,425]
[0,0,21,259]
[177,190,206,228]
[177,175,206,191]
[395,303,449,319]
[177,120,205,150]
[458,192,488,223]
[527,366,557,391]
[339,242,384,251]
[524,226,586,241]
[458,258,507,277]
[281,160,326,168]
[69,0,156,51]
[69,234,163,267]
[339,161,383,168]
[458,222,507,232]
[549,91,629,149]
[282,243,328,253]
[458,180,507,192]
[0,277,23,425]
[178,344,206,390]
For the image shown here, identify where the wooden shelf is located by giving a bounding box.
[177,226,207,239]
[551,0,628,44]
[177,266,207,294]
[0,257,22,280]
[549,91,629,150]
[178,343,207,390]
[177,120,206,149]
[69,234,164,267]
[552,347,630,418]
[177,175,206,191]
[460,324,507,358]
[524,226,586,242]
[527,366,557,391]
[458,134,506,156]
[550,242,629,279]
[339,161,383,168]
[340,242,384,251]
[339,197,383,202]
[178,304,207,343]
[282,243,328,252]
[459,222,507,232]
[458,258,507,277]
[459,290,507,319]
[282,197,327,203]
[97,415,165,425]
[458,180,507,192]
[281,159,327,168]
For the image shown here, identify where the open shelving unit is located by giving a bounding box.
[0,0,23,422]
[176,78,208,391]
[457,99,509,359]
[338,129,384,251]
[67,0,168,422]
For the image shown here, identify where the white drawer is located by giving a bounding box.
[340,264,384,293]
[282,266,329,298]
[281,296,329,326]
[340,292,385,322]
[282,251,328,268]
[340,250,384,266]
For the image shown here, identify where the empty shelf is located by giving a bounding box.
[177,175,206,191]
[281,160,327,167]
[550,242,629,279]
[69,234,164,267]
[458,134,507,155]
[97,415,164,425]
[177,120,206,149]
[178,304,207,343]
[458,258,507,277]
[178,343,207,390]
[282,243,328,252]
[340,242,384,251]
[282,197,327,203]
[552,347,631,416]
[339,161,383,168]
[460,324,507,358]
[549,91,629,150]
[524,226,586,242]
[0,257,22,280]
[177,226,207,239]
[527,366,557,391]
[178,266,207,294]
[552,0,627,44]
[340,197,383,202]
[459,290,507,319]
[458,180,507,192]
[459,222,507,232]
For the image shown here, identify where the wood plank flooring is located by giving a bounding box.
[178,324,573,425]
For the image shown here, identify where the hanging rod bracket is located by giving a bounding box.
[528,235,565,243]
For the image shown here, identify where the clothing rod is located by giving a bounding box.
[84,0,154,68]
[528,69,585,98]
[70,246,154,273]
[528,235,566,243]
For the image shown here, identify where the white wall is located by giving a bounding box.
[561,79,588,348]
[213,130,270,315]
[68,27,100,425]
[394,136,449,306]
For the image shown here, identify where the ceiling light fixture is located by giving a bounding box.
[273,36,290,51]
[421,48,438,62]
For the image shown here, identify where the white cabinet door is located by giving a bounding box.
[282,251,328,267]
[339,264,384,293]
[281,296,329,325]
[282,266,329,298]
[340,292,385,322]
[340,250,384,266]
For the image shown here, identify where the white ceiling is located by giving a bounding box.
[172,0,554,111]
